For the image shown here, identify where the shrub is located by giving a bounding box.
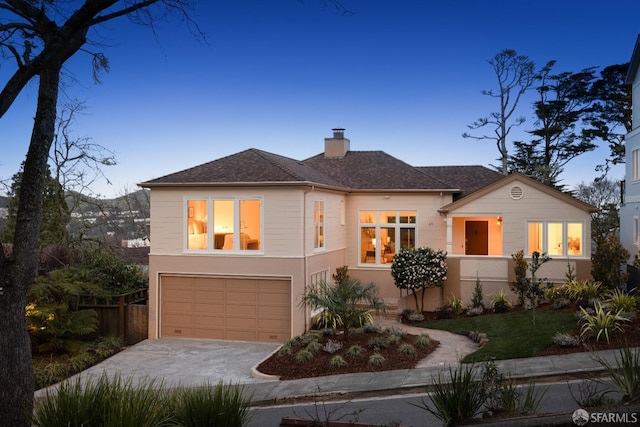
[368,336,390,350]
[171,381,253,427]
[322,339,343,354]
[295,349,314,364]
[413,364,484,426]
[447,293,465,315]
[607,288,638,313]
[301,270,384,341]
[277,345,293,357]
[329,355,347,368]
[346,345,365,357]
[391,246,447,312]
[593,346,640,404]
[471,275,485,309]
[305,340,323,354]
[592,233,630,288]
[368,353,386,366]
[466,306,484,316]
[490,289,512,313]
[579,302,630,343]
[398,343,417,356]
[32,374,172,427]
[384,326,407,339]
[553,332,581,347]
[416,333,431,347]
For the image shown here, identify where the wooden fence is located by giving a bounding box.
[79,289,149,345]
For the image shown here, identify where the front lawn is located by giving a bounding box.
[420,309,577,362]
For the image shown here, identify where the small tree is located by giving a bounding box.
[300,269,384,342]
[471,274,485,309]
[511,250,550,307]
[592,233,629,289]
[391,247,447,312]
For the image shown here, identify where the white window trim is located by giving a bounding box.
[525,220,585,258]
[634,216,640,247]
[184,196,263,254]
[633,149,640,181]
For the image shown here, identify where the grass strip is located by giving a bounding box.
[420,310,577,362]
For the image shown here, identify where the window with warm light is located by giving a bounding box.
[187,199,208,250]
[314,200,324,249]
[526,221,583,257]
[359,210,416,264]
[186,197,262,252]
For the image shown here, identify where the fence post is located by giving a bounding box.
[119,295,126,341]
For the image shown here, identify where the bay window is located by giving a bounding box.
[360,210,416,264]
[526,221,583,257]
[186,197,262,252]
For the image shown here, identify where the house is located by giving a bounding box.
[621,34,640,265]
[140,129,596,343]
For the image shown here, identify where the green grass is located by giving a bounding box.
[420,310,577,362]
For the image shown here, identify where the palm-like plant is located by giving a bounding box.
[301,275,385,342]
[579,302,630,343]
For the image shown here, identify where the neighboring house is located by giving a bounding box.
[621,34,640,264]
[140,129,596,343]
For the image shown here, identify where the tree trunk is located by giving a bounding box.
[0,64,60,427]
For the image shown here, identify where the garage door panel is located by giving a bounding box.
[194,315,224,327]
[161,275,291,342]
[194,290,224,301]
[226,316,257,329]
[194,302,225,313]
[226,304,257,315]
[193,328,225,340]
[226,291,257,303]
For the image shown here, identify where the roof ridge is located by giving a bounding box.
[251,148,307,181]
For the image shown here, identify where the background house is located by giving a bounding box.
[621,35,640,267]
[141,129,595,343]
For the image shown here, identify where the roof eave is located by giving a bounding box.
[138,180,349,192]
[625,34,640,84]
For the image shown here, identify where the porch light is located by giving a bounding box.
[497,217,502,225]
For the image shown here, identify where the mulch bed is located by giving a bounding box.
[256,330,439,380]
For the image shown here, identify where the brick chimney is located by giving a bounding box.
[324,128,350,158]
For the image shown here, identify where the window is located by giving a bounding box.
[186,197,262,252]
[309,269,330,317]
[526,221,583,257]
[634,149,640,181]
[359,210,416,264]
[634,217,639,247]
[314,201,324,249]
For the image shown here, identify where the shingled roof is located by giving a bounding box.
[142,148,460,192]
[303,151,454,191]
[418,166,503,199]
[142,148,345,189]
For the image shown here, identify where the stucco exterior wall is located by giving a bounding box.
[446,177,593,258]
[344,192,452,303]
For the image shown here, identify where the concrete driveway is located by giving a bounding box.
[36,338,281,397]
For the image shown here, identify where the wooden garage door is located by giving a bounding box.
[161,275,291,342]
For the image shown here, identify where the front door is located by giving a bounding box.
[465,221,488,255]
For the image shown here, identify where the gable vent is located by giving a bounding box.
[510,186,523,200]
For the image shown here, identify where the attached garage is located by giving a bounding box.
[160,275,291,342]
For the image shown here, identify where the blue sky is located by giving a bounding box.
[1,0,638,197]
